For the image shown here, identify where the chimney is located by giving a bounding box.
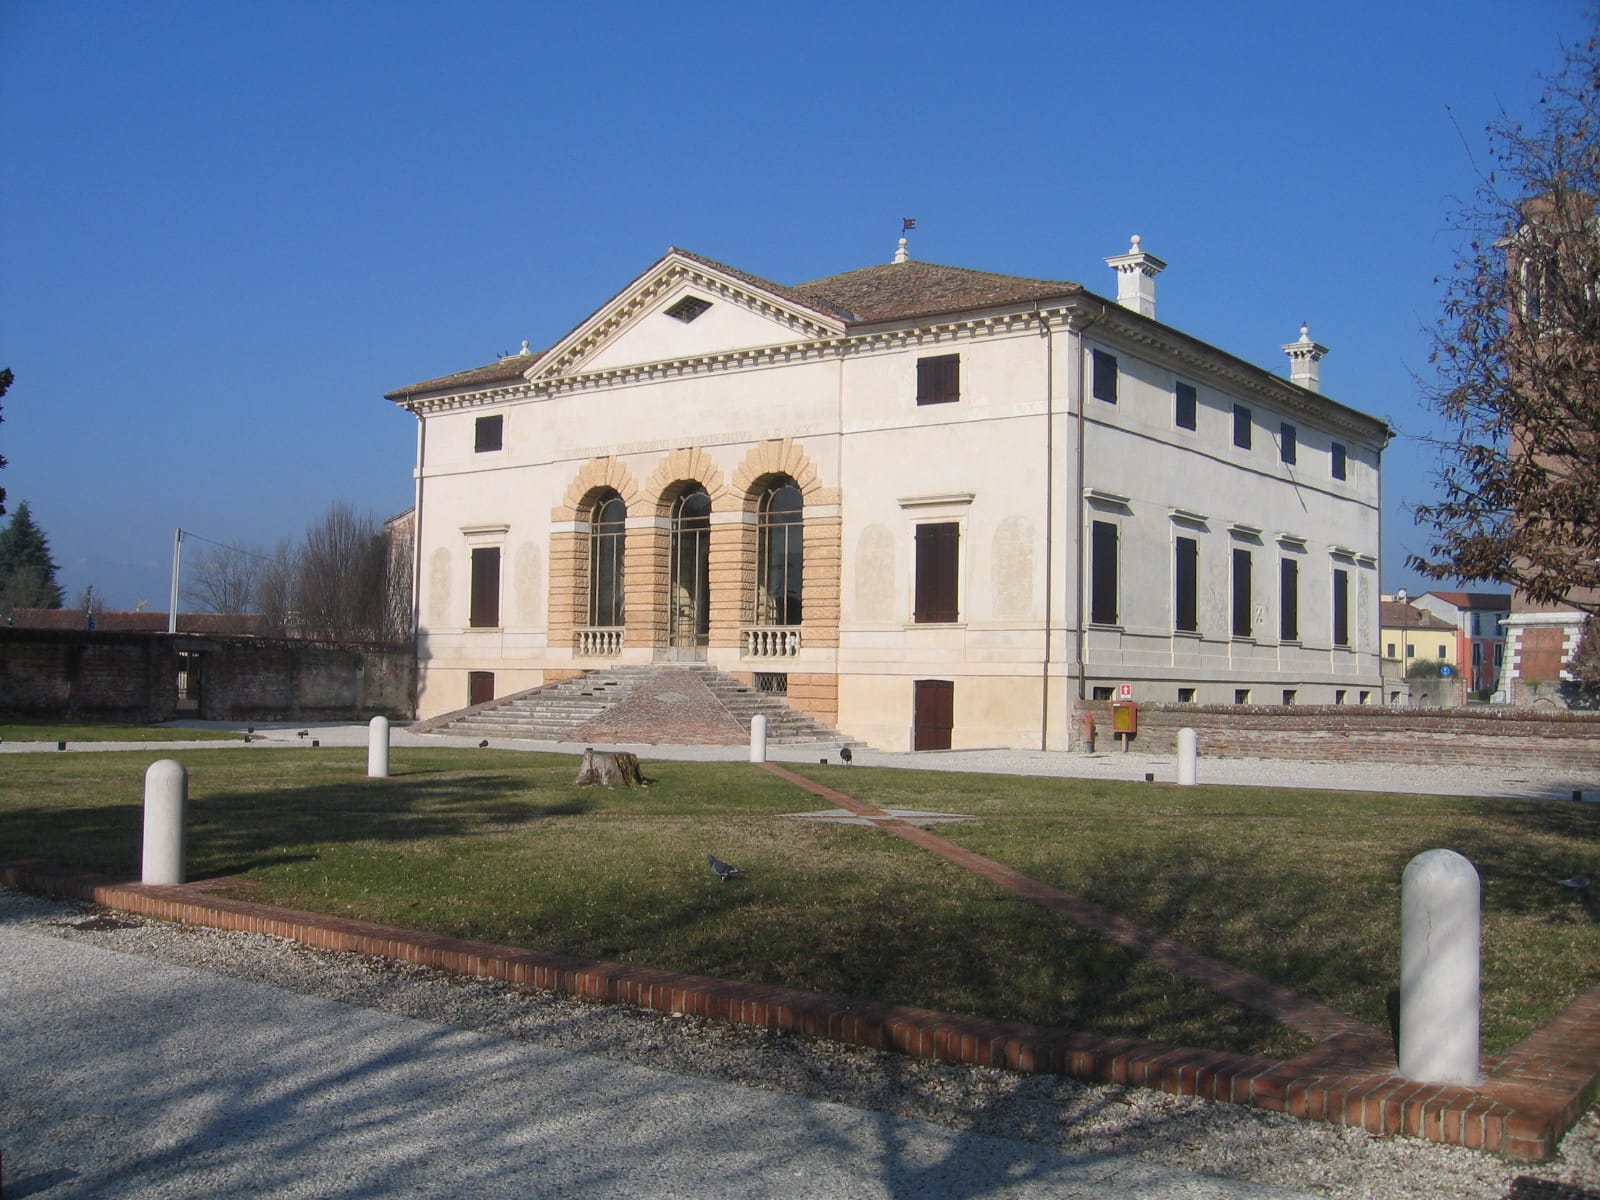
[1104,235,1166,318]
[1282,323,1329,392]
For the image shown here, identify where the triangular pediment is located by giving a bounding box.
[526,249,847,382]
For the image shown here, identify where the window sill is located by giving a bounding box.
[1174,628,1202,639]
[1088,622,1124,632]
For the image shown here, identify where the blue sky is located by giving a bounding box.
[1,0,1590,610]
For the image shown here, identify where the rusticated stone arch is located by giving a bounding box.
[551,457,640,521]
[644,447,727,515]
[730,439,836,511]
[550,458,640,655]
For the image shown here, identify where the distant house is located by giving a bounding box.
[386,236,1389,750]
[1380,598,1459,672]
[1408,590,1511,698]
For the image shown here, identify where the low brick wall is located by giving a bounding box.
[1079,702,1600,770]
[0,629,414,723]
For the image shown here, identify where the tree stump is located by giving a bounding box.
[574,748,645,788]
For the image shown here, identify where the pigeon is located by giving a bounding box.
[1559,874,1593,889]
[839,746,853,765]
[296,729,310,740]
[706,854,744,882]
[479,739,490,748]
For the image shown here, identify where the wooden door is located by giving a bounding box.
[468,671,495,707]
[913,679,953,751]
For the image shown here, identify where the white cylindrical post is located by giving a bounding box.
[368,715,390,778]
[142,759,187,885]
[749,714,768,763]
[1177,727,1198,786]
[1400,848,1481,1085]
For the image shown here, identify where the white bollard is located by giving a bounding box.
[1177,727,1198,786]
[749,714,768,763]
[1400,848,1481,1085]
[142,759,187,885]
[368,715,390,778]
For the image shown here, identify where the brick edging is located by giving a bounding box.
[3,861,1593,1161]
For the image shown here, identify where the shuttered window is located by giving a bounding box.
[475,415,503,453]
[1233,404,1252,450]
[1331,442,1348,480]
[1280,422,1296,464]
[1232,547,1253,638]
[1175,381,1197,430]
[1280,558,1299,641]
[1092,350,1118,403]
[1090,521,1119,625]
[1333,568,1350,647]
[914,523,959,623]
[470,547,501,628]
[1175,536,1198,633]
[916,354,960,405]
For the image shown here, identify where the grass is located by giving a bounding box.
[0,717,237,743]
[5,747,1598,1059]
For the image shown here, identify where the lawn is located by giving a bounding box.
[4,746,1597,1060]
[0,718,237,743]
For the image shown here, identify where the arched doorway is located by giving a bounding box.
[670,485,711,651]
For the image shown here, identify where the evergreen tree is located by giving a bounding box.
[0,367,11,515]
[0,501,65,612]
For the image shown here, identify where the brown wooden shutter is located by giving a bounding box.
[1280,558,1299,641]
[916,354,960,405]
[914,523,959,622]
[1090,521,1118,625]
[470,547,501,628]
[1175,536,1198,632]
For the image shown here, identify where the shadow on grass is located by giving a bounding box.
[0,772,595,881]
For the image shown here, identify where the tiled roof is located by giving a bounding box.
[1419,590,1512,610]
[1379,601,1456,631]
[792,260,1083,324]
[385,352,543,401]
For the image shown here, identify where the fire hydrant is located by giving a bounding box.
[1080,711,1096,753]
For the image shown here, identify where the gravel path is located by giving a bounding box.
[4,886,1596,1200]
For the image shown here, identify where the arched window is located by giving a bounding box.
[756,478,803,626]
[670,486,711,647]
[588,492,626,627]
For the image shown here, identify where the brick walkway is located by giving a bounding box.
[8,765,1600,1162]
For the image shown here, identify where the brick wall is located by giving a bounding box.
[1078,700,1600,769]
[0,629,413,722]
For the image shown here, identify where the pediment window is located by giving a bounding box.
[665,295,713,323]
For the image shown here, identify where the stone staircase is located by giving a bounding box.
[421,665,861,748]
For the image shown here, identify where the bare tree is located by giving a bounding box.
[293,502,399,642]
[255,538,298,635]
[1411,20,1600,616]
[185,541,268,615]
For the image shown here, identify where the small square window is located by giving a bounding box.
[1359,690,1372,705]
[1234,689,1252,705]
[666,295,713,322]
[1175,381,1197,430]
[1282,689,1297,705]
[1092,686,1115,701]
[1280,422,1296,464]
[1331,442,1348,480]
[1406,643,1415,658]
[1438,644,1448,659]
[1178,687,1196,703]
[1092,350,1118,403]
[916,353,960,405]
[475,414,504,453]
[1335,689,1348,705]
[1386,642,1397,658]
[1233,404,1252,449]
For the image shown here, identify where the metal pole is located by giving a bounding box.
[168,528,183,634]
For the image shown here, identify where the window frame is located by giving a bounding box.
[1280,421,1297,465]
[1332,567,1351,647]
[1279,557,1299,642]
[1331,441,1348,480]
[1174,535,1199,633]
[1091,349,1118,404]
[913,521,960,623]
[474,414,504,454]
[1231,546,1253,639]
[915,353,961,406]
[1090,520,1120,626]
[1232,404,1252,450]
[469,546,502,629]
[1174,380,1197,431]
